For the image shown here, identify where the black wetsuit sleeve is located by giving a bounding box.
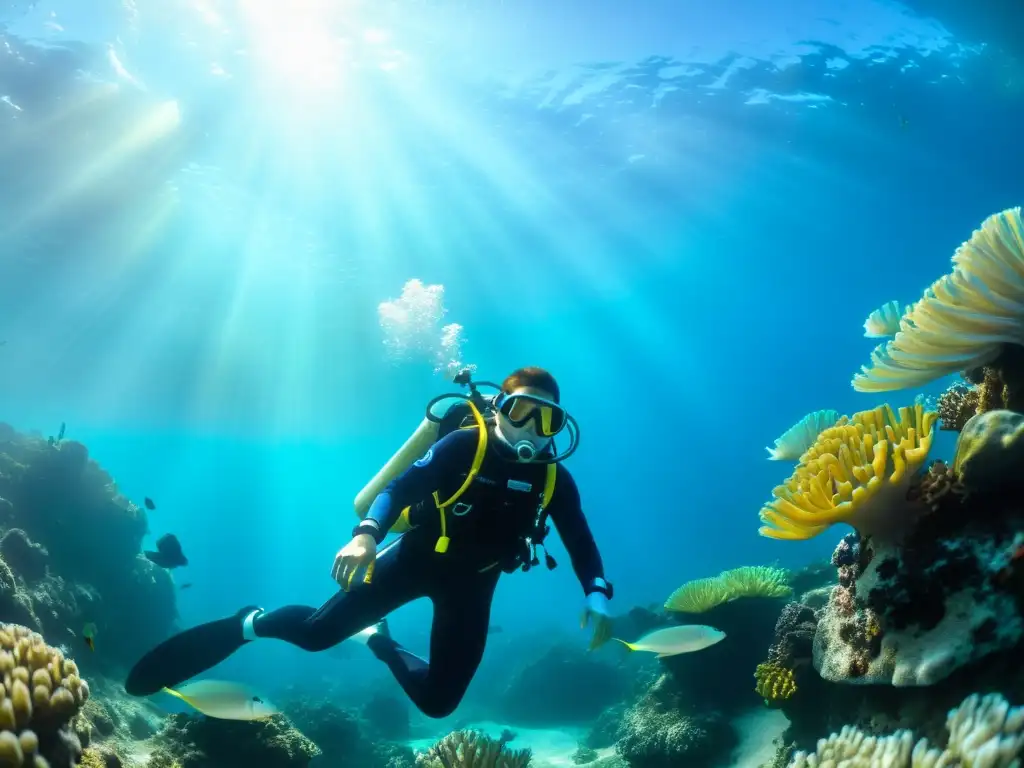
[355,429,477,544]
[546,465,607,596]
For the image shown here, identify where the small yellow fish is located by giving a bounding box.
[162,680,279,721]
[614,625,726,658]
[863,300,903,338]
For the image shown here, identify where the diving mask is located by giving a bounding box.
[493,392,579,463]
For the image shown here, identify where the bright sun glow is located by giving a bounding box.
[236,0,354,95]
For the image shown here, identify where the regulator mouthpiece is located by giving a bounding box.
[513,441,537,462]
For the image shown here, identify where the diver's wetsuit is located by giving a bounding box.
[125,425,608,719]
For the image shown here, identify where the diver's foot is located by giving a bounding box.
[351,618,390,645]
[124,605,263,698]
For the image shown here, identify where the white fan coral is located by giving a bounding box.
[853,207,1024,392]
[863,299,903,338]
[766,409,841,461]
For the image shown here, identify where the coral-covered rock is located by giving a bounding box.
[954,409,1024,495]
[150,712,320,768]
[614,675,735,768]
[0,622,90,768]
[0,530,48,584]
[497,644,630,725]
[283,696,410,767]
[583,703,627,750]
[813,505,1024,686]
[658,595,784,714]
[361,691,410,741]
[0,427,178,671]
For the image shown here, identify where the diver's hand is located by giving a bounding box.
[332,534,377,591]
[580,591,613,651]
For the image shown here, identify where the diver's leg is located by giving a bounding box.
[125,538,420,697]
[368,570,498,718]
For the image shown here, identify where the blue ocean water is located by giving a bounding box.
[0,0,1018,725]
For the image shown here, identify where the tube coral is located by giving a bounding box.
[753,662,797,704]
[852,207,1024,393]
[665,566,791,613]
[758,403,937,542]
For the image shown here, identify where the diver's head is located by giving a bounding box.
[493,367,566,463]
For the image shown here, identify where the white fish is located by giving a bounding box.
[765,409,841,461]
[863,300,903,338]
[163,680,279,721]
[614,625,726,658]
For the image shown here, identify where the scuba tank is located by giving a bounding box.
[353,369,498,520]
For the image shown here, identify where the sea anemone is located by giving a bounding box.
[852,207,1024,393]
[665,566,791,614]
[758,403,937,542]
[766,410,841,461]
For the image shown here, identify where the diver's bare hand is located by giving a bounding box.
[332,534,377,591]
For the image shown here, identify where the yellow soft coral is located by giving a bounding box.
[0,622,89,768]
[852,207,1024,392]
[665,566,791,613]
[759,403,937,542]
[754,662,797,703]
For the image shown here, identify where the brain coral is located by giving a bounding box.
[852,206,1024,393]
[0,622,89,768]
[758,404,937,542]
[953,409,1024,494]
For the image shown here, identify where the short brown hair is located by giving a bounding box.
[501,366,560,403]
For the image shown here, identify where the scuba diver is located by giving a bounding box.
[124,366,613,719]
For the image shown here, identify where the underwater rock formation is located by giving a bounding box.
[0,425,177,670]
[283,696,413,767]
[658,595,787,714]
[497,644,630,726]
[614,675,736,768]
[0,622,90,768]
[361,691,411,741]
[809,418,1024,688]
[148,712,320,768]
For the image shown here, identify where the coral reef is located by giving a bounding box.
[0,623,90,768]
[614,675,736,768]
[665,566,791,613]
[415,730,531,768]
[851,206,1024,398]
[758,403,937,542]
[0,425,177,673]
[788,691,1024,767]
[496,645,629,726]
[936,381,981,432]
[148,712,320,768]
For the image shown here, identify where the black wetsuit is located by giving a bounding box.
[125,422,609,719]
